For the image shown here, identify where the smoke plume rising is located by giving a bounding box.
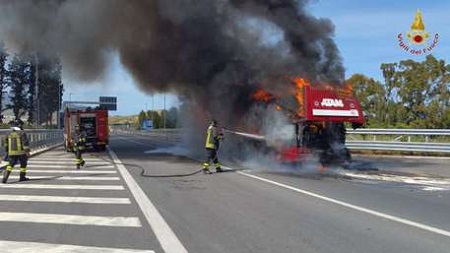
[0,0,343,123]
[0,0,346,166]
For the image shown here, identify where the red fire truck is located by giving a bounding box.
[64,107,109,152]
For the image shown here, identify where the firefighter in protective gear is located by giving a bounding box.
[2,120,30,183]
[203,119,224,174]
[71,125,86,169]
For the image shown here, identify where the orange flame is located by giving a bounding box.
[252,89,273,102]
[292,77,310,117]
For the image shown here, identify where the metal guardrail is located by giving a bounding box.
[346,128,450,153]
[346,141,450,153]
[0,129,64,155]
[112,129,181,144]
[113,128,450,154]
[346,129,450,136]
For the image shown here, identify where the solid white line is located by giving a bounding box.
[108,148,188,253]
[26,165,115,169]
[231,169,450,238]
[0,212,141,227]
[8,176,120,181]
[0,195,131,204]
[0,240,154,253]
[0,184,124,190]
[11,170,117,174]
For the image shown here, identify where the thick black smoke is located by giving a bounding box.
[0,0,344,128]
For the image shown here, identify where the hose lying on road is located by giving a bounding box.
[90,154,206,178]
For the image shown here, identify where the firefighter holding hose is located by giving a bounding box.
[203,119,224,174]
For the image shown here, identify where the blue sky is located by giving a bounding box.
[63,0,450,116]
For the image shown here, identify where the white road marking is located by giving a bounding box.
[8,176,120,181]
[342,171,450,187]
[230,168,450,238]
[108,148,189,253]
[422,186,447,191]
[32,157,106,161]
[29,161,110,165]
[0,184,124,190]
[25,165,115,169]
[0,195,131,204]
[0,240,154,253]
[10,170,117,174]
[0,212,141,227]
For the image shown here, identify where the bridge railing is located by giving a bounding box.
[112,127,450,154]
[0,129,64,155]
[111,128,181,144]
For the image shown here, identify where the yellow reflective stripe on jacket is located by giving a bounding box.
[205,126,215,149]
[8,132,26,155]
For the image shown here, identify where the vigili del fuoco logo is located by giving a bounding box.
[397,9,439,55]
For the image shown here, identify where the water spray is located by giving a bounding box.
[222,128,266,141]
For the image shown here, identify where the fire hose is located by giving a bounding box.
[1,129,252,178]
[90,143,227,178]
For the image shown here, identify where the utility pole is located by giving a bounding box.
[57,84,61,129]
[151,94,154,122]
[163,93,166,133]
[34,53,39,126]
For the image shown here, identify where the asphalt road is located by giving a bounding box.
[109,133,450,253]
[1,134,449,253]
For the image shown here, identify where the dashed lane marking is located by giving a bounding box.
[0,195,131,204]
[26,165,115,169]
[28,161,110,165]
[0,184,124,190]
[9,170,117,174]
[0,212,141,227]
[0,240,154,253]
[8,176,120,181]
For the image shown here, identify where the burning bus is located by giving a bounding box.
[250,78,365,167]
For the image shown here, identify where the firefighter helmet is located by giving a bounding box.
[10,119,23,131]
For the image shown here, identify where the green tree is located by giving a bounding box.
[8,54,30,120]
[27,55,36,124]
[423,55,450,128]
[0,41,9,123]
[346,74,386,127]
[37,55,63,125]
[166,107,178,128]
[380,63,399,125]
[147,110,162,129]
[138,110,147,129]
[350,56,450,129]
